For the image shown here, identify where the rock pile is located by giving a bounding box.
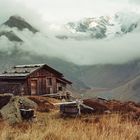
[0,94,37,124]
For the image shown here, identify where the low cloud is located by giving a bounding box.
[0,0,140,65]
[1,18,140,66]
[17,29,140,65]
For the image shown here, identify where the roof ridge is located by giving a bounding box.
[14,64,45,68]
[0,64,64,78]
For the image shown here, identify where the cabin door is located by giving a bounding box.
[46,87,53,94]
[31,80,37,95]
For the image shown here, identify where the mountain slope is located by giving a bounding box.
[107,74,140,102]
[0,16,39,42]
[78,62,140,88]
[82,72,140,102]
[0,31,23,42]
[4,16,38,33]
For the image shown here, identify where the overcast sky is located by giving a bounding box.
[0,0,140,23]
[19,0,140,22]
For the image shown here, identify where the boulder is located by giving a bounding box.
[0,95,37,124]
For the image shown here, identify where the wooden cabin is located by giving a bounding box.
[0,64,72,96]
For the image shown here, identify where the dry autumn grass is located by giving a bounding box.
[0,111,140,140]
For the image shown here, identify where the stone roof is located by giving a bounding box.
[0,64,63,79]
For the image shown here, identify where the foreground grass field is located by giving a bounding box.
[0,111,140,140]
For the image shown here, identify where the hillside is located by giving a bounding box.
[0,95,140,140]
[83,74,140,102]
[77,62,140,88]
[108,74,140,102]
[0,113,139,140]
[0,31,23,42]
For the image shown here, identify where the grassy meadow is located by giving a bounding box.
[0,111,140,140]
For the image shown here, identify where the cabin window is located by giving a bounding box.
[47,78,52,86]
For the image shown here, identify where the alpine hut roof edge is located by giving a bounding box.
[0,64,64,79]
[57,77,72,85]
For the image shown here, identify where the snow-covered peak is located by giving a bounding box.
[55,11,140,40]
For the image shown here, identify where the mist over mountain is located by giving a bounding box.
[1,12,140,65]
[0,31,23,42]
[0,13,140,101]
[4,16,38,33]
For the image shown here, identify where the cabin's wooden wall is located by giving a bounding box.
[27,68,58,95]
[0,79,25,95]
[0,67,67,95]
